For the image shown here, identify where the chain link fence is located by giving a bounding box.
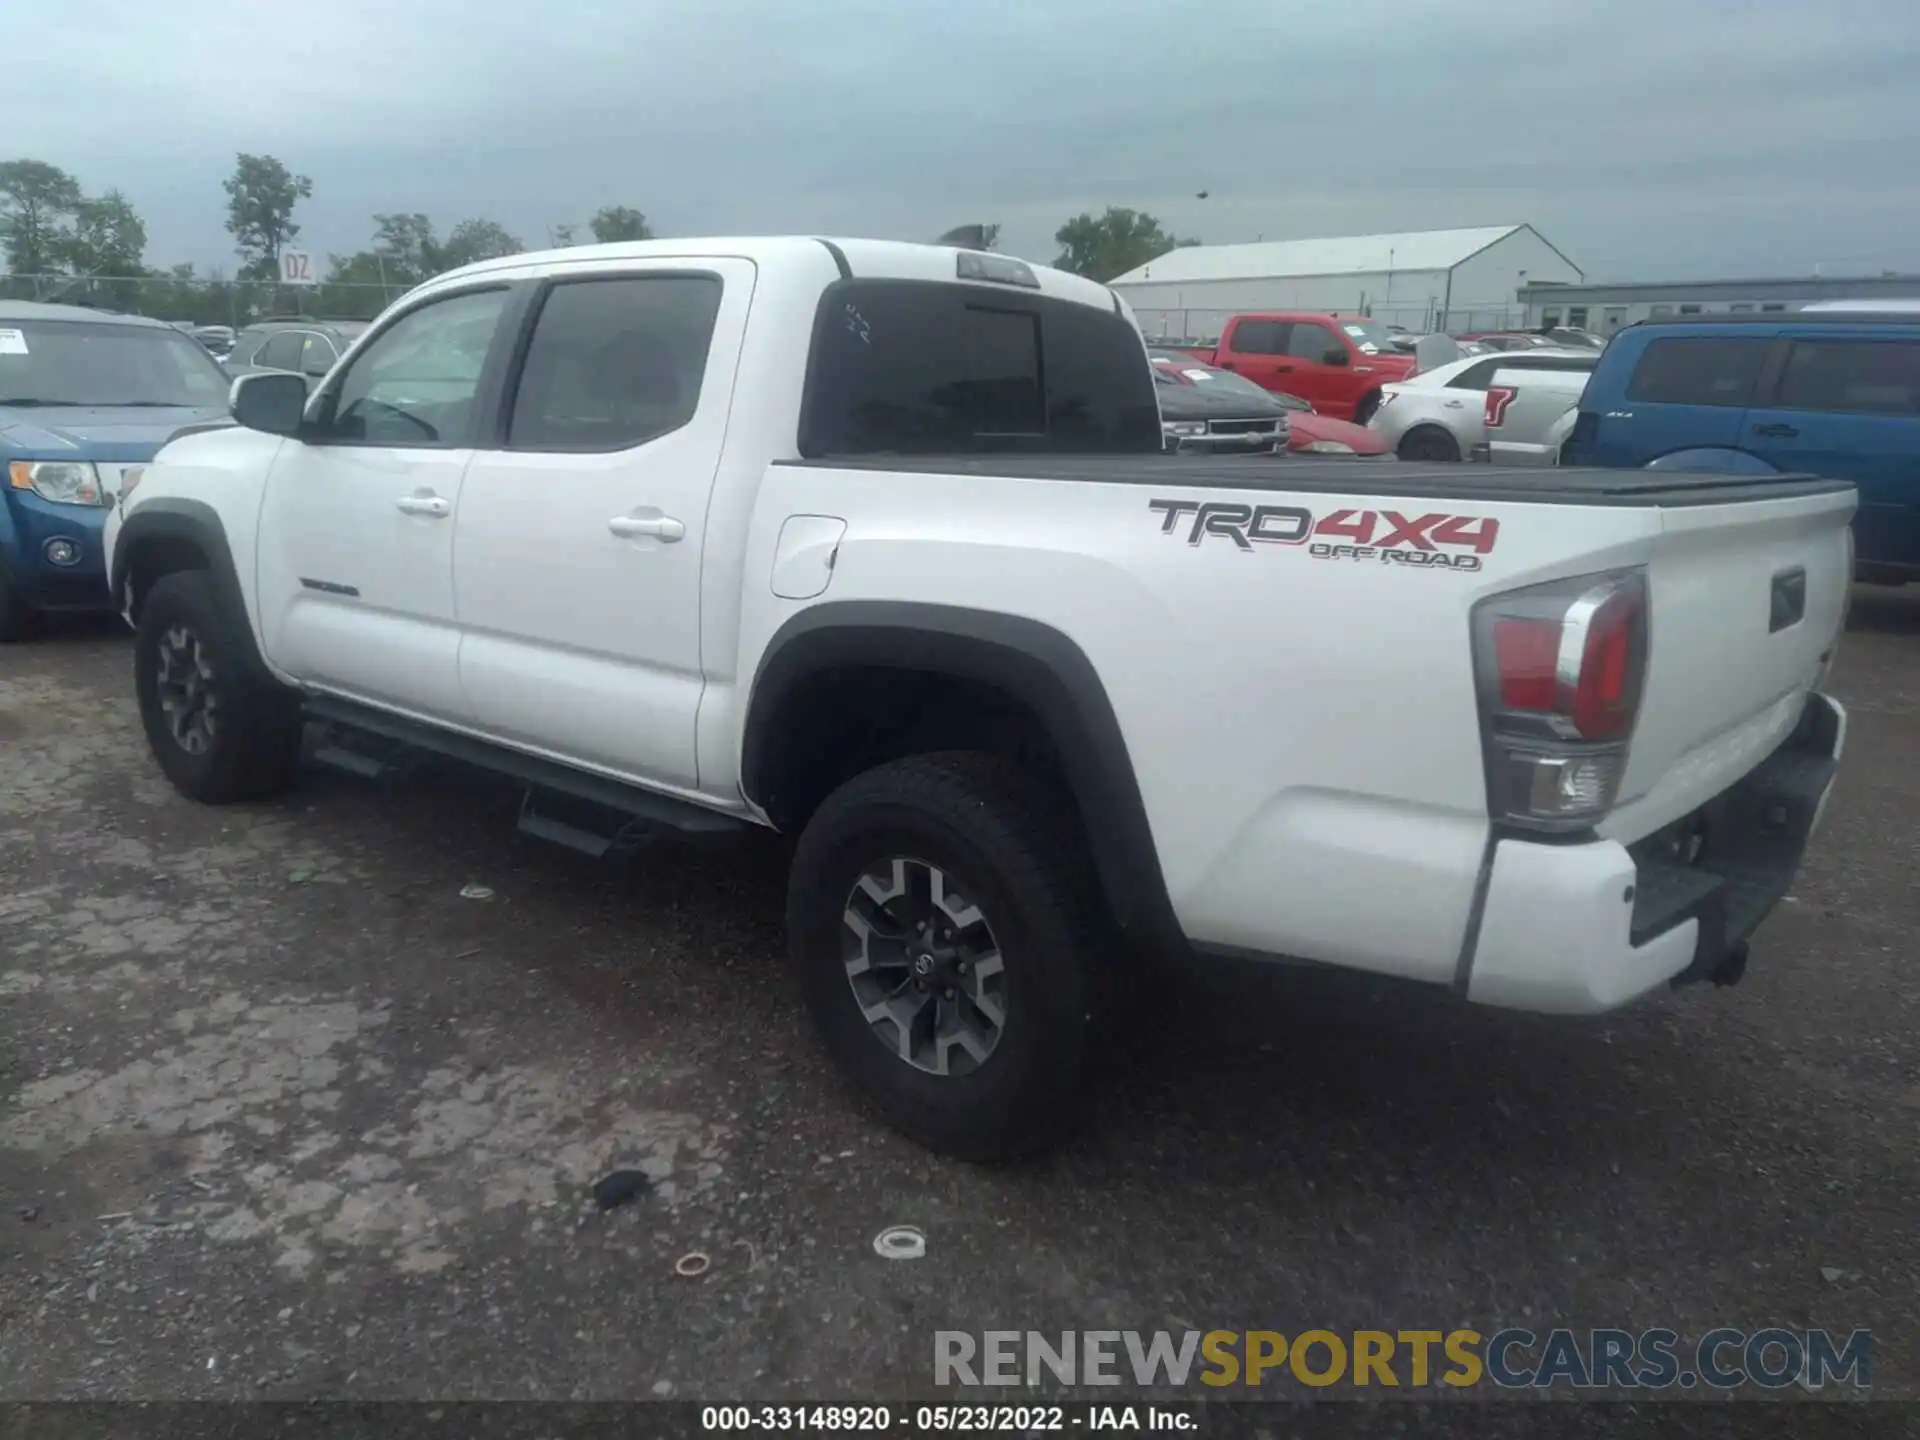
[1132,304,1532,346]
[1,273,411,327]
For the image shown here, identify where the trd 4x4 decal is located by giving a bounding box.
[1149,500,1499,572]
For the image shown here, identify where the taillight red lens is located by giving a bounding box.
[1485,387,1517,427]
[1494,618,1560,711]
[1473,569,1648,830]
[1569,586,1643,739]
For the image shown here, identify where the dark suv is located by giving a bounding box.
[225,318,370,389]
[1566,312,1920,583]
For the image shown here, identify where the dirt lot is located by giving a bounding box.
[2,593,1915,1404]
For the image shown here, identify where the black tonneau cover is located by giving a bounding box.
[776,455,1853,508]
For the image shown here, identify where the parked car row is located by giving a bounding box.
[1,302,233,639]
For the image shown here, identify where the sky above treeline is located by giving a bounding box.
[7,0,1919,281]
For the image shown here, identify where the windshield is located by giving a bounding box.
[0,321,231,408]
[1155,360,1275,403]
[1337,320,1400,355]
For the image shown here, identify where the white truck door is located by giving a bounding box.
[451,260,755,791]
[253,285,518,719]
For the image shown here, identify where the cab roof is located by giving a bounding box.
[420,235,1125,317]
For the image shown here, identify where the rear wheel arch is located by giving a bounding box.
[742,602,1182,952]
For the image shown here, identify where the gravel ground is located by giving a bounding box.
[1,592,1914,1409]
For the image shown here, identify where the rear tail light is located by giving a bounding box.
[1471,570,1649,832]
[1484,386,1517,428]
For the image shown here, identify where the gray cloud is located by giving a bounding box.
[5,0,1918,279]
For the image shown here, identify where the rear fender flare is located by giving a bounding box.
[742,601,1183,952]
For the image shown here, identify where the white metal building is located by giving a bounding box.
[1519,274,1920,334]
[1110,224,1583,340]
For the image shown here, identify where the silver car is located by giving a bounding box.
[224,318,370,391]
[1368,349,1596,462]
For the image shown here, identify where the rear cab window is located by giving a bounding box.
[1625,336,1770,407]
[798,280,1160,456]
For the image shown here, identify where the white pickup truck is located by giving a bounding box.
[107,237,1854,1159]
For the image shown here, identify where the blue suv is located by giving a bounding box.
[1565,313,1920,583]
[1,302,232,638]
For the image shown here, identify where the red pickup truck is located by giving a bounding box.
[1176,312,1417,424]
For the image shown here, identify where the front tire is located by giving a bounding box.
[134,570,304,803]
[786,752,1109,1161]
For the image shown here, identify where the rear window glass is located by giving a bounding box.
[1774,339,1920,416]
[799,280,1159,457]
[1625,337,1770,407]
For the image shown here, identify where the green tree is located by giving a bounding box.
[438,217,523,269]
[0,159,83,276]
[59,190,148,277]
[223,153,313,280]
[1052,207,1195,283]
[589,205,654,243]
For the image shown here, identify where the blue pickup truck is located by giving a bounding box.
[1565,313,1920,584]
[1,302,231,638]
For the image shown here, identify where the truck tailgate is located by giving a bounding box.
[1604,484,1855,841]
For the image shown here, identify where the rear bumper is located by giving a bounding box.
[1464,692,1845,1014]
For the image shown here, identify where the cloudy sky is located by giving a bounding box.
[6,0,1919,281]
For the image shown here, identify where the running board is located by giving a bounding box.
[303,697,751,846]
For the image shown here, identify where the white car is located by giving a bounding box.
[107,236,1853,1158]
[1369,349,1597,462]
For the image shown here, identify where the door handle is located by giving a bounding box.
[1275,364,1295,372]
[608,513,686,543]
[395,491,450,518]
[1218,361,1237,370]
[1753,423,1799,438]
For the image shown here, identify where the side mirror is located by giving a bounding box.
[230,371,308,437]
[1323,348,1350,367]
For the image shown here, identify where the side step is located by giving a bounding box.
[304,696,752,852]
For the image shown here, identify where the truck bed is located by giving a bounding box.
[779,455,1852,508]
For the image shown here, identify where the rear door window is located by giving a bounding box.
[1228,319,1288,355]
[1773,339,1920,416]
[507,275,723,450]
[1624,337,1770,407]
[799,279,1159,456]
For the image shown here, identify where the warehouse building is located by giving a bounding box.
[1110,224,1582,340]
[1520,273,1920,334]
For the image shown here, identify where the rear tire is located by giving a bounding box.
[786,751,1110,1161]
[1398,427,1462,463]
[134,570,304,803]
